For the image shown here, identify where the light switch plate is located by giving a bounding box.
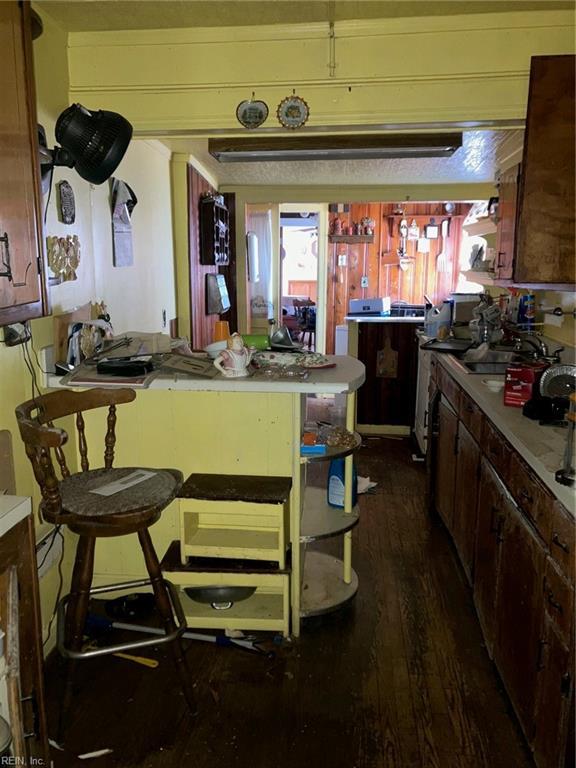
[361,276,369,288]
[338,253,347,267]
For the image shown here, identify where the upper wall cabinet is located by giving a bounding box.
[0,2,48,327]
[515,55,575,286]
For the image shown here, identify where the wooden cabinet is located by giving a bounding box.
[434,399,458,532]
[432,358,576,768]
[452,422,480,584]
[494,501,546,738]
[515,55,575,285]
[494,164,520,280]
[356,322,420,429]
[0,501,48,763]
[473,459,506,656]
[0,2,47,326]
[533,617,573,768]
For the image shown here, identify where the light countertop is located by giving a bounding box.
[438,354,575,514]
[47,355,366,396]
[345,315,425,324]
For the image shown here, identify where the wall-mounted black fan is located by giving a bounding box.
[39,103,132,191]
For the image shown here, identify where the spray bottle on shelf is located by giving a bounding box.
[327,458,358,508]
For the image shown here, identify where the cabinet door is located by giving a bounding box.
[0,2,47,325]
[494,164,520,280]
[356,322,419,427]
[473,459,505,656]
[533,617,573,768]
[515,55,575,285]
[452,422,480,584]
[434,400,458,532]
[494,500,546,740]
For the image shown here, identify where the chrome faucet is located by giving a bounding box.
[512,333,564,363]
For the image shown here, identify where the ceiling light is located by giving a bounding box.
[209,133,462,163]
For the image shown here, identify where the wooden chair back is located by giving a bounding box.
[15,388,136,520]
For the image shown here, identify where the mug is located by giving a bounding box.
[213,320,230,342]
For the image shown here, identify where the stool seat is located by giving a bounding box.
[178,473,292,504]
[46,467,182,530]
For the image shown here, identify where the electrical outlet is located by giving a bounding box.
[36,530,63,580]
[338,253,347,267]
[2,321,31,347]
[361,275,369,288]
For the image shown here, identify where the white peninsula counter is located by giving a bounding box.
[47,355,366,636]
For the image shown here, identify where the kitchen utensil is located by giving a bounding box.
[183,585,256,610]
[539,364,576,399]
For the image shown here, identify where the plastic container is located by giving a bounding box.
[327,458,358,508]
[425,300,452,338]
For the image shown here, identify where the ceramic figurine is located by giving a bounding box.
[213,333,254,377]
[332,218,342,236]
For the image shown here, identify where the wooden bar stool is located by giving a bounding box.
[15,388,196,736]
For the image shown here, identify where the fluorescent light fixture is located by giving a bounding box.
[209,133,462,163]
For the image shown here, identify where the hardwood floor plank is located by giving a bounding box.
[44,438,534,768]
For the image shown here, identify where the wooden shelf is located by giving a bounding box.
[300,552,358,617]
[300,487,359,542]
[300,431,362,464]
[328,235,374,244]
[182,527,281,561]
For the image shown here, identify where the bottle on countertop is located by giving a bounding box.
[327,458,358,508]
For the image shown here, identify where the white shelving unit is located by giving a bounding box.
[298,393,361,618]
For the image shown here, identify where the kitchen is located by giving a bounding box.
[0,2,575,767]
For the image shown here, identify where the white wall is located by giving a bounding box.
[91,139,177,334]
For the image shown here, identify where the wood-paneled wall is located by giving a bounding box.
[326,202,469,353]
[187,166,236,349]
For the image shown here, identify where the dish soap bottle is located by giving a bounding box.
[327,458,358,508]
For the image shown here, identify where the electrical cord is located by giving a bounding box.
[37,524,62,572]
[43,527,66,648]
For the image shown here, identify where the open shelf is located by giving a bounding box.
[328,235,374,244]
[300,431,362,464]
[300,486,359,542]
[182,527,280,561]
[300,551,358,617]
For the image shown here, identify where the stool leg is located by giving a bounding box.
[59,535,95,741]
[138,529,197,714]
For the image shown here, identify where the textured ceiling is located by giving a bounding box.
[35,0,574,31]
[164,130,521,186]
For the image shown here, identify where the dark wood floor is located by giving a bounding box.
[44,438,534,768]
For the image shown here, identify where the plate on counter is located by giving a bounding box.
[253,351,301,367]
[294,354,334,369]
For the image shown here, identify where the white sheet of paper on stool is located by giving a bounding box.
[90,470,156,496]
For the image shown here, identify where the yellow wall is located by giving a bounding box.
[64,11,575,133]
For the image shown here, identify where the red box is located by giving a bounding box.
[504,361,549,407]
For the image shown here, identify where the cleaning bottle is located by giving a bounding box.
[327,458,358,508]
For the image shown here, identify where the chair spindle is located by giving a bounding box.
[104,405,117,468]
[76,413,89,472]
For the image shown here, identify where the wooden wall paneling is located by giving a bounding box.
[187,165,217,349]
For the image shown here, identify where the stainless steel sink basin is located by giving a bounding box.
[463,362,511,374]
[457,349,523,374]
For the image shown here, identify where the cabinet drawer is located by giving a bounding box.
[508,453,553,542]
[543,558,574,643]
[459,391,484,443]
[437,365,461,412]
[482,420,511,483]
[549,502,575,583]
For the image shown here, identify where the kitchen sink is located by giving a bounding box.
[457,349,523,375]
[463,362,512,374]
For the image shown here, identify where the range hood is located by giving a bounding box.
[209,133,462,163]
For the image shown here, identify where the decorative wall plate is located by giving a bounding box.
[236,99,269,129]
[277,95,309,129]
